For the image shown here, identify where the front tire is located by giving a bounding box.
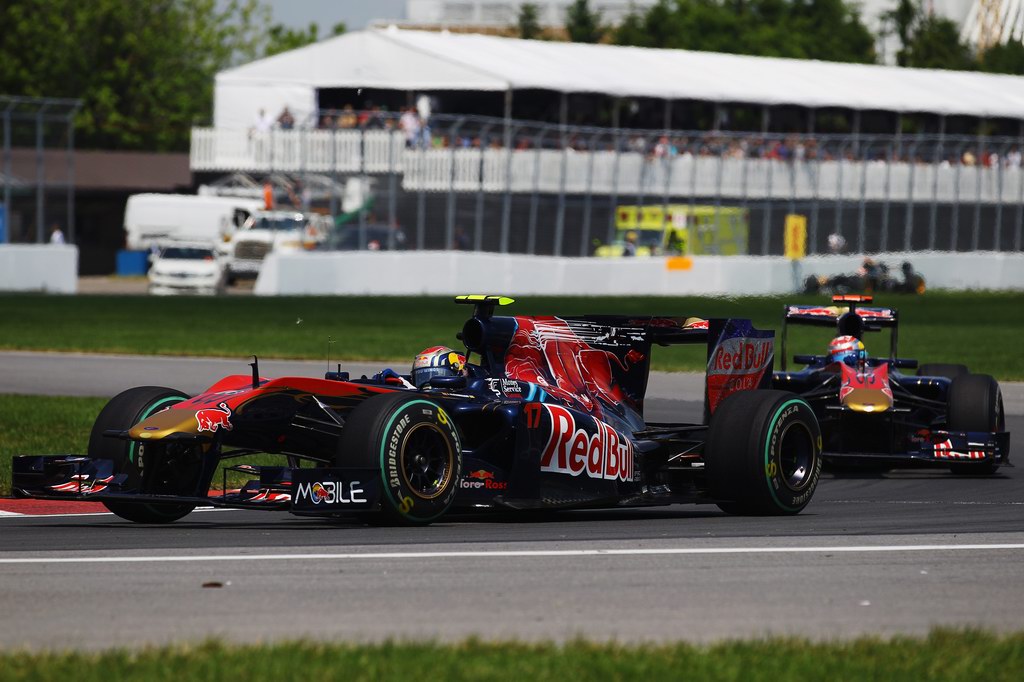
[337,393,462,525]
[88,386,199,523]
[947,374,1005,475]
[706,390,822,515]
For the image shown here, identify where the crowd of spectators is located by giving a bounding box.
[251,106,1023,169]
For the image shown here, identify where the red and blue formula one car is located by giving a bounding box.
[13,296,822,524]
[772,295,1009,474]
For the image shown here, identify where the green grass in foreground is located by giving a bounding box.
[1,631,1023,681]
[0,395,280,498]
[1,291,1022,378]
[0,394,105,497]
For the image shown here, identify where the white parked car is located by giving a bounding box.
[148,244,226,296]
[226,211,330,282]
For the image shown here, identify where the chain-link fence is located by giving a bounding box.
[192,112,1024,257]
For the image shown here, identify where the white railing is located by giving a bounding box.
[191,127,1024,205]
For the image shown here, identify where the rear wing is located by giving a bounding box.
[458,301,773,423]
[781,295,900,370]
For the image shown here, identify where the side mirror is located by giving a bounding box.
[890,358,918,369]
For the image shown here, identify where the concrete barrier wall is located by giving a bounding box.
[0,245,78,294]
[255,251,1024,297]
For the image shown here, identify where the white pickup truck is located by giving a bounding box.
[226,210,331,282]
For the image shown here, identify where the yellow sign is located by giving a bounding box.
[784,214,807,260]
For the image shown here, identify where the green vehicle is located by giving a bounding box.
[595,204,749,257]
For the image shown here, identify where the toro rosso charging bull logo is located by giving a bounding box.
[537,404,634,482]
[195,402,233,433]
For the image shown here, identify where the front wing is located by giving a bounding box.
[11,455,383,515]
[823,429,1011,467]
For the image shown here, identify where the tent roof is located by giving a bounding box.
[217,27,1024,119]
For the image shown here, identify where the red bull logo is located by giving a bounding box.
[467,469,495,480]
[706,337,773,413]
[195,402,233,433]
[538,404,634,482]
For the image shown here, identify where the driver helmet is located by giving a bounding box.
[828,335,867,367]
[412,346,466,387]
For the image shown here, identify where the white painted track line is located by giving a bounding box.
[3,543,1024,565]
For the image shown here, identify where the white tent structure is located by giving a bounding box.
[215,27,1024,131]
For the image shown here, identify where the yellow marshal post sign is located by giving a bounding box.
[784,214,807,260]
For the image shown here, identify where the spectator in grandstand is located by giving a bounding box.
[1007,147,1022,168]
[277,106,296,130]
[622,231,638,257]
[400,106,421,148]
[452,227,470,250]
[252,108,273,135]
[319,113,335,129]
[338,105,358,129]
[827,232,847,254]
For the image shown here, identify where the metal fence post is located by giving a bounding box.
[499,124,514,253]
[994,139,1006,252]
[387,125,398,251]
[444,120,463,251]
[553,140,568,257]
[903,138,918,252]
[951,141,964,251]
[834,139,847,252]
[928,136,942,251]
[2,106,10,244]
[606,128,622,247]
[35,105,47,243]
[972,128,984,251]
[474,122,492,252]
[580,131,600,257]
[527,127,547,255]
[856,139,871,253]
[761,136,775,255]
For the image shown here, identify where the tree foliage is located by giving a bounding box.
[265,20,346,58]
[517,3,542,40]
[565,0,604,43]
[0,0,344,152]
[883,0,975,70]
[613,0,875,63]
[979,41,1024,75]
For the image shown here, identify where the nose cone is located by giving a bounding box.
[128,409,203,440]
[841,388,893,413]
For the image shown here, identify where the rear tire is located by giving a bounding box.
[706,390,822,515]
[947,374,1005,475]
[337,393,462,525]
[88,386,199,523]
[918,363,969,379]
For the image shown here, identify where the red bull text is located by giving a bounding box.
[538,404,634,482]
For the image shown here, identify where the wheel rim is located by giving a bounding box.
[778,422,816,492]
[399,423,454,500]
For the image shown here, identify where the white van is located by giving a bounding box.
[124,194,263,252]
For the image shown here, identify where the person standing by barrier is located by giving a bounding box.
[49,223,65,244]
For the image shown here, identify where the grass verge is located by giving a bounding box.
[1,292,1022,379]
[1,631,1023,681]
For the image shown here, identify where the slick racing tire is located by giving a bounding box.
[917,363,969,380]
[706,390,821,515]
[338,392,462,526]
[88,386,199,523]
[947,374,1005,476]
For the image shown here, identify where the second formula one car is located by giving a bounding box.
[772,295,1009,474]
[12,296,822,525]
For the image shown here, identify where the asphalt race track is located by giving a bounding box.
[1,351,1022,650]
